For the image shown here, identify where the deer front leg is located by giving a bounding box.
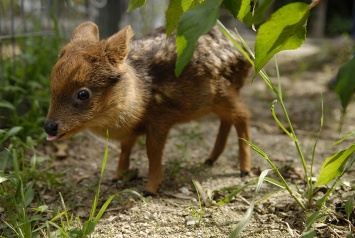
[112,136,137,181]
[143,126,170,196]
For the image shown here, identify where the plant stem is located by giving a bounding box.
[259,69,312,207]
[218,20,310,209]
[338,108,346,133]
[263,153,306,210]
[259,68,309,181]
[309,0,321,9]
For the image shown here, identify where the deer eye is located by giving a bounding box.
[77,89,91,101]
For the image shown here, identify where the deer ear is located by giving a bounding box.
[105,25,134,66]
[71,22,99,42]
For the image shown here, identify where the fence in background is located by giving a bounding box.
[0,0,92,89]
[0,0,170,89]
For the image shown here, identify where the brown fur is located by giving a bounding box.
[44,22,252,195]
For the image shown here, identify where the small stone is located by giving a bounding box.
[186,216,199,226]
[179,186,191,195]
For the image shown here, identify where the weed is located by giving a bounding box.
[217,18,355,237]
[1,132,144,237]
[188,180,204,224]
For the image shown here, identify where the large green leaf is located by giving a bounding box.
[254,2,309,73]
[175,0,222,76]
[165,0,200,37]
[335,56,355,110]
[315,144,355,187]
[127,0,146,12]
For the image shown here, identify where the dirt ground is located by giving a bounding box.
[39,38,355,237]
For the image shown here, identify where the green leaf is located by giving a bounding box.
[0,126,23,144]
[36,205,49,213]
[242,138,268,159]
[302,230,317,238]
[315,144,355,187]
[264,177,286,189]
[255,169,272,195]
[345,197,354,220]
[254,2,310,73]
[222,0,243,19]
[23,183,35,208]
[243,0,275,27]
[335,56,355,110]
[165,0,200,37]
[237,0,252,21]
[217,178,258,206]
[127,0,146,12]
[331,130,355,146]
[0,173,17,183]
[315,182,339,207]
[68,227,84,237]
[0,100,15,110]
[305,211,328,231]
[175,0,222,76]
[82,220,96,236]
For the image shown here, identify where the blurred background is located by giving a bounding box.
[0,0,354,142]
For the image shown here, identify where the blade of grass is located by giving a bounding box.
[229,203,254,238]
[217,178,258,206]
[271,100,293,138]
[83,131,110,235]
[47,221,70,238]
[229,168,271,237]
[255,189,285,205]
[264,177,286,189]
[93,189,144,224]
[255,169,272,195]
[308,94,324,206]
[242,139,306,210]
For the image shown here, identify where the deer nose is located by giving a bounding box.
[44,120,58,136]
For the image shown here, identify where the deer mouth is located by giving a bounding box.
[46,133,66,141]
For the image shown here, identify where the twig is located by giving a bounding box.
[284,221,295,237]
[193,180,212,207]
[237,195,251,206]
[309,0,321,9]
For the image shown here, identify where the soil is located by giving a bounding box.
[37,38,355,237]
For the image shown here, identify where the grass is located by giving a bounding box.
[0,131,143,237]
[0,18,63,237]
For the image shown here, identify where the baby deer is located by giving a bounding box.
[44,22,252,196]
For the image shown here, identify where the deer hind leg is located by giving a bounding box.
[205,119,232,165]
[212,97,251,177]
[232,102,251,177]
